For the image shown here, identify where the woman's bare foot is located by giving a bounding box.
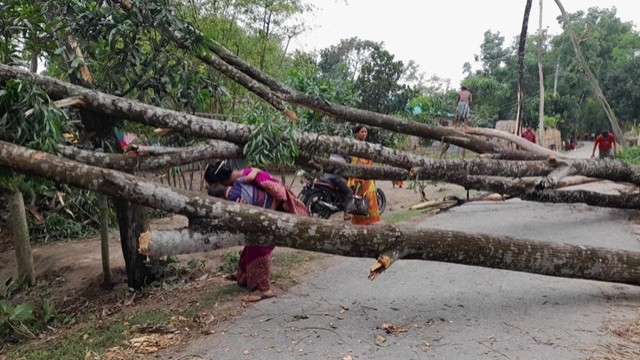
[242,291,275,302]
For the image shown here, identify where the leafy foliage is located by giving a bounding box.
[0,80,68,153]
[617,145,640,166]
[0,295,69,342]
[0,300,35,339]
[219,250,240,274]
[242,107,299,168]
[288,54,356,137]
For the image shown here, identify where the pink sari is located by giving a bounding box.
[235,168,309,292]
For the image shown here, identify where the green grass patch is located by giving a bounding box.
[383,209,424,224]
[271,252,316,281]
[272,252,314,267]
[10,309,178,360]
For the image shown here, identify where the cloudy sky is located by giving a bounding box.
[289,0,640,87]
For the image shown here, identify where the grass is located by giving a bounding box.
[11,310,167,360]
[196,283,244,310]
[271,251,316,281]
[10,251,320,360]
[10,284,246,360]
[383,208,425,224]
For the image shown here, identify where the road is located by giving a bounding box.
[169,142,640,360]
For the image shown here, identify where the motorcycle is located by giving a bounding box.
[298,176,387,219]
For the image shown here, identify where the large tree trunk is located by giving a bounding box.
[553,0,626,146]
[8,190,35,286]
[0,65,578,171]
[0,65,502,166]
[113,199,150,289]
[537,0,546,147]
[3,141,640,287]
[40,21,151,288]
[57,137,640,200]
[3,66,640,200]
[99,194,112,286]
[515,0,533,135]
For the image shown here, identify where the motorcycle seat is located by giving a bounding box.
[314,180,336,190]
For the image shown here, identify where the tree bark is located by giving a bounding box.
[462,127,569,158]
[40,21,150,289]
[8,190,35,286]
[57,140,244,171]
[537,0,546,147]
[57,143,409,181]
[515,0,533,135]
[4,141,640,287]
[0,65,545,170]
[99,194,112,286]
[553,0,626,146]
[3,66,640,197]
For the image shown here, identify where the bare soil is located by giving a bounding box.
[0,177,469,359]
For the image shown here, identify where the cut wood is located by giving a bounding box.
[410,200,455,211]
[24,96,85,117]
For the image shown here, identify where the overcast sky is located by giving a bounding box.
[289,0,640,87]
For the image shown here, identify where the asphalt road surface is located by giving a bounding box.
[169,143,640,360]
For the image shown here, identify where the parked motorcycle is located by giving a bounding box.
[298,176,387,219]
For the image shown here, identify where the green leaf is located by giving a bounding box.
[12,302,34,322]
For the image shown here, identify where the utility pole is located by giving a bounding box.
[553,63,559,96]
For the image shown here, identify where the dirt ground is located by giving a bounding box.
[0,177,470,359]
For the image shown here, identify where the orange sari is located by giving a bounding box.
[347,156,380,225]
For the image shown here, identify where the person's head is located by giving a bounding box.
[602,130,609,138]
[461,86,468,91]
[353,124,368,141]
[204,161,234,186]
[208,183,229,199]
[526,124,532,131]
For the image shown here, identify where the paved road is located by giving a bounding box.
[170,143,640,360]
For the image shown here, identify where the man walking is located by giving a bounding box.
[591,130,616,159]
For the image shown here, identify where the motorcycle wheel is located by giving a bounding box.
[302,188,334,219]
[376,188,387,215]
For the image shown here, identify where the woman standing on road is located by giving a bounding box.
[347,125,380,225]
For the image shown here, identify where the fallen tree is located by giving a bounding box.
[4,140,640,287]
[57,140,640,211]
[5,64,640,208]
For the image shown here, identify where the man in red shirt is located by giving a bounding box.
[591,130,616,159]
[521,125,536,143]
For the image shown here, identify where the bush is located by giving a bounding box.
[617,145,640,165]
[0,297,71,342]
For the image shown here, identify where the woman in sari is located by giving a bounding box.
[204,162,309,302]
[347,125,380,225]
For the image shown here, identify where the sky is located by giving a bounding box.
[289,0,640,88]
